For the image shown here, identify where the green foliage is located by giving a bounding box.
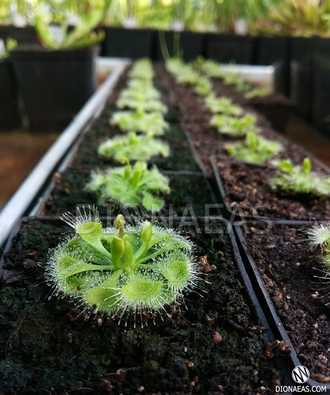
[211,113,258,137]
[98,132,170,162]
[86,159,170,212]
[223,72,250,92]
[245,87,270,99]
[308,224,330,269]
[166,58,199,85]
[225,132,282,163]
[34,6,104,49]
[270,158,330,197]
[117,95,168,114]
[47,211,196,318]
[121,82,161,101]
[111,110,169,135]
[128,58,154,80]
[201,59,226,78]
[194,76,212,96]
[0,38,17,59]
[206,93,243,116]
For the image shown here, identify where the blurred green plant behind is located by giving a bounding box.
[2,0,330,36]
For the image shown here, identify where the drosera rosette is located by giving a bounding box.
[128,58,155,80]
[86,158,170,212]
[111,109,169,135]
[270,158,330,197]
[116,94,168,114]
[205,93,243,116]
[46,209,198,324]
[98,132,170,162]
[125,79,161,100]
[200,59,226,79]
[307,224,330,277]
[211,113,258,137]
[225,132,282,164]
[245,87,271,99]
[194,76,212,96]
[166,58,199,85]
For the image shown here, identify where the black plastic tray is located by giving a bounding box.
[234,220,330,393]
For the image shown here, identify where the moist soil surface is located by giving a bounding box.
[0,218,282,394]
[212,156,330,221]
[38,170,216,218]
[241,222,330,384]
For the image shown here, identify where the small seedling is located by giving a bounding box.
[46,210,197,322]
[270,158,330,197]
[120,85,161,102]
[98,132,170,162]
[86,158,170,212]
[245,87,270,99]
[223,72,250,92]
[225,132,282,164]
[201,60,226,78]
[128,58,154,80]
[211,113,258,137]
[194,77,212,96]
[205,94,243,116]
[111,110,169,135]
[117,95,167,114]
[166,58,199,85]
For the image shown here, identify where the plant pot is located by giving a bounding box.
[153,30,204,62]
[234,220,330,391]
[0,216,285,394]
[312,37,330,134]
[289,36,317,120]
[0,57,21,129]
[204,33,255,64]
[101,27,154,59]
[211,155,330,223]
[0,24,39,45]
[33,169,219,218]
[253,36,290,96]
[10,46,97,131]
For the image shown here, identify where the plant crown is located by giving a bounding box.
[270,158,330,197]
[111,110,169,135]
[86,158,170,212]
[211,113,258,137]
[47,210,196,319]
[98,132,170,162]
[205,93,243,116]
[225,132,282,164]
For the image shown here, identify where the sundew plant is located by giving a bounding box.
[270,158,330,197]
[128,58,155,80]
[211,114,258,137]
[86,159,170,212]
[205,93,243,116]
[225,132,282,164]
[308,224,330,271]
[116,94,167,114]
[111,110,169,135]
[245,87,270,99]
[98,132,170,162]
[47,210,197,322]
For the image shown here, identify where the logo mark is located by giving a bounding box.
[292,365,310,384]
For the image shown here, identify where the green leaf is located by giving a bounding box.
[121,276,162,303]
[158,252,190,289]
[302,158,312,175]
[142,192,164,212]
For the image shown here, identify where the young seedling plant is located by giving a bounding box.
[116,94,168,114]
[86,158,170,212]
[128,58,155,80]
[225,132,282,164]
[211,114,258,137]
[270,158,330,197]
[98,132,170,162]
[308,224,330,272]
[205,93,243,116]
[111,110,169,135]
[245,87,270,99]
[46,209,197,324]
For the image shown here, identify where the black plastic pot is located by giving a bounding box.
[10,46,97,131]
[204,33,255,64]
[0,25,39,45]
[0,57,21,129]
[101,27,154,59]
[253,36,290,96]
[153,30,204,61]
[234,220,330,392]
[312,37,330,134]
[289,36,317,120]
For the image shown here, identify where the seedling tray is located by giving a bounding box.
[0,216,285,394]
[234,220,330,392]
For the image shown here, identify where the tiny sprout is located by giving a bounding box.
[225,132,282,164]
[206,93,243,116]
[111,110,169,135]
[270,158,330,197]
[46,209,197,320]
[98,132,170,162]
[86,159,170,212]
[211,113,258,137]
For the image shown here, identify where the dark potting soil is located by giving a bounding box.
[0,218,282,394]
[242,222,330,383]
[213,156,330,221]
[38,170,216,218]
[70,122,199,172]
